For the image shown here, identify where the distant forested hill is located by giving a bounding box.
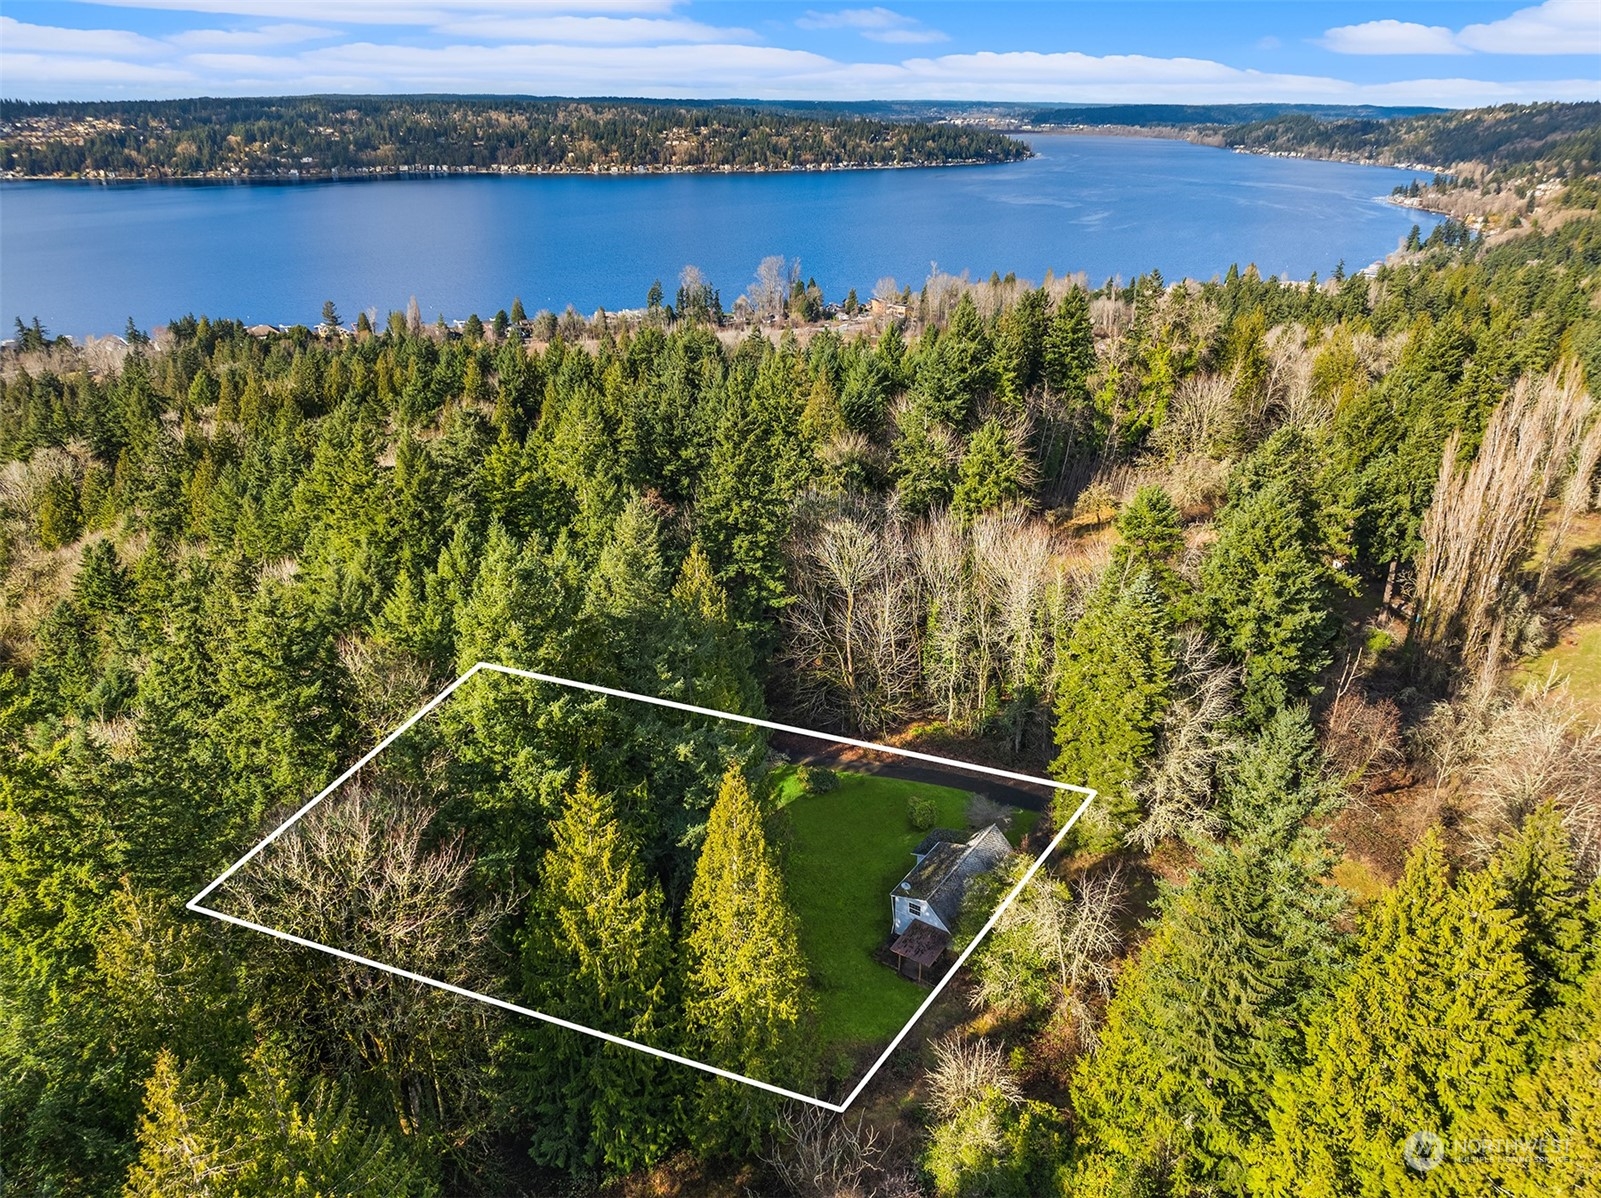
[1219,102,1600,172]
[0,95,1032,180]
[1029,103,1442,127]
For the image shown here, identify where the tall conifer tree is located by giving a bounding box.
[682,768,811,1153]
[1051,570,1175,848]
[516,771,679,1173]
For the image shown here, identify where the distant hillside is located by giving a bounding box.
[0,95,1031,180]
[1029,103,1442,127]
[1219,102,1601,173]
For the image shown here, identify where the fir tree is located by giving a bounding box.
[126,1047,435,1198]
[1110,484,1183,583]
[1201,475,1344,721]
[1051,570,1175,849]
[516,771,680,1173]
[682,768,811,1153]
[950,418,1028,524]
[1043,287,1095,407]
[1071,837,1341,1192]
[1488,803,1595,1028]
[1254,831,1533,1196]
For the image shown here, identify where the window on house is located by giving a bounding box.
[908,901,924,916]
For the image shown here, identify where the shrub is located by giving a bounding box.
[809,767,839,793]
[966,794,1011,831]
[909,794,937,830]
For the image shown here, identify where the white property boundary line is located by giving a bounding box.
[188,661,1097,1114]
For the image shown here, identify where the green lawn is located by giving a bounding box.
[774,767,1029,1052]
[1518,620,1601,720]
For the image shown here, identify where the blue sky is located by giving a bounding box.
[1,1,1596,104]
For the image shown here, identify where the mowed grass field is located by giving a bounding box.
[775,767,999,1051]
[1517,510,1601,719]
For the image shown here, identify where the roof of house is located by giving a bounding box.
[889,919,950,968]
[895,823,1012,927]
[911,828,963,858]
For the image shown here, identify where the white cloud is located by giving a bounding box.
[4,10,1597,105]
[797,7,947,45]
[0,15,167,56]
[71,0,678,24]
[0,50,195,88]
[1320,20,1466,56]
[432,15,758,45]
[1458,0,1601,54]
[1322,1,1600,56]
[166,23,335,49]
[92,40,1596,105]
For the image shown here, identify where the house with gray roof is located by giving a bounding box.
[887,823,1012,980]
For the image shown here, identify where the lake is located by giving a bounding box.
[0,133,1442,338]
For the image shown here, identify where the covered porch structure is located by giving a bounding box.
[888,919,950,982]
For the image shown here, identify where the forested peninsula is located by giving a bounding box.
[1029,101,1601,236]
[0,96,1031,180]
[1030,100,1599,174]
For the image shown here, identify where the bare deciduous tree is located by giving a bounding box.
[222,782,511,1140]
[784,499,920,731]
[1412,364,1597,684]
[336,635,437,743]
[765,1105,893,1198]
[1126,630,1238,851]
[1151,370,1241,461]
[751,254,796,320]
[1461,678,1601,879]
[1321,652,1406,793]
[926,1036,1022,1120]
[969,863,1125,1047]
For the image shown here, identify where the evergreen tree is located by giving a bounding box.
[1051,571,1175,849]
[1455,965,1601,1197]
[1110,484,1183,584]
[682,768,811,1153]
[1254,831,1533,1196]
[950,418,1029,524]
[695,342,811,636]
[125,1047,435,1197]
[1488,803,1596,1030]
[1071,836,1341,1193]
[1220,704,1344,844]
[891,404,958,515]
[516,772,679,1173]
[1201,475,1344,720]
[1042,287,1095,407]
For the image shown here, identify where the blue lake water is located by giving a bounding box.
[0,133,1442,338]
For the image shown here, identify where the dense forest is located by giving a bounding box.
[0,96,1030,180]
[1211,101,1601,174]
[1028,103,1440,128]
[4,198,1601,1196]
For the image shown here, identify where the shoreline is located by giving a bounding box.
[0,155,1025,186]
[1017,125,1461,215]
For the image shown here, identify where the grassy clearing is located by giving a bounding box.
[1516,510,1601,719]
[774,767,1033,1054]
